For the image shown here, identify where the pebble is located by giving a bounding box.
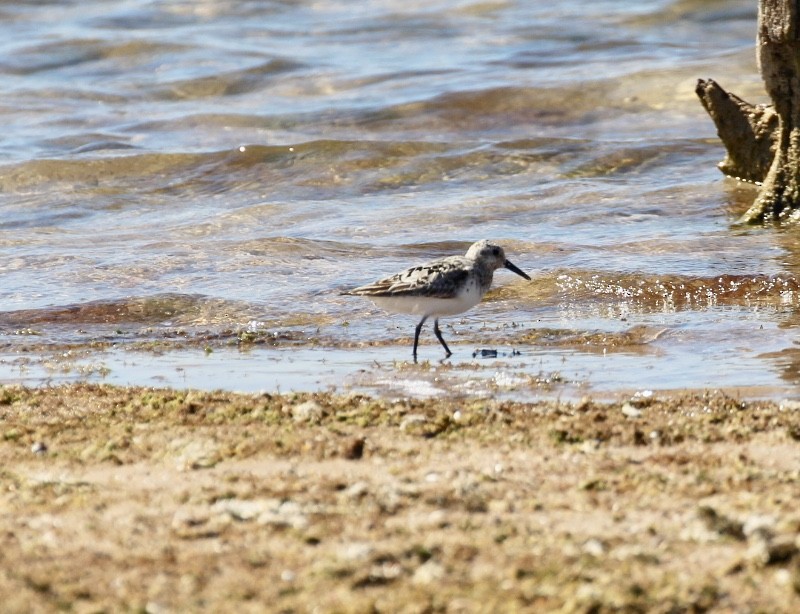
[621,402,642,418]
[145,602,167,614]
[171,508,230,539]
[337,542,374,562]
[171,438,220,471]
[31,441,47,454]
[209,498,310,530]
[583,538,605,557]
[399,413,427,431]
[411,560,445,585]
[343,481,369,499]
[291,400,325,424]
[343,437,365,460]
[747,535,798,566]
[212,498,272,521]
[400,509,449,531]
[577,441,597,454]
[775,568,792,585]
[743,514,776,540]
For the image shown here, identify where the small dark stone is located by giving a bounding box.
[697,505,745,541]
[343,437,365,460]
[31,441,47,455]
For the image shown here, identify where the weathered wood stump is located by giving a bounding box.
[697,0,800,223]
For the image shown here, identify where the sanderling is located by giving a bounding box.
[343,239,531,361]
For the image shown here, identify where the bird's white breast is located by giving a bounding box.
[368,277,484,317]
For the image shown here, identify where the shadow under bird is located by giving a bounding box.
[343,240,531,361]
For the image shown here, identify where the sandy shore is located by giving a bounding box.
[2,383,800,612]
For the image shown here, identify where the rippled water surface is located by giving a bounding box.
[2,0,800,397]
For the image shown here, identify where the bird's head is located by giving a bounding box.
[466,240,507,269]
[466,240,531,280]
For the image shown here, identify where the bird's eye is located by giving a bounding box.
[492,247,500,256]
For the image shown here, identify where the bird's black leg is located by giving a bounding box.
[433,319,452,357]
[413,315,429,362]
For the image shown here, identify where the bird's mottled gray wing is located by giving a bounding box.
[346,256,471,299]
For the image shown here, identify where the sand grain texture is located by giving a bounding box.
[1,384,800,612]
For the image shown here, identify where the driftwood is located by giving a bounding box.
[696,0,800,223]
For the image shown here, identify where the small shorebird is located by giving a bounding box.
[343,240,531,361]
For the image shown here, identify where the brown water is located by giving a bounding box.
[2,0,799,398]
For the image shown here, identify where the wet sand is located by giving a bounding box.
[2,383,800,611]
[2,307,798,399]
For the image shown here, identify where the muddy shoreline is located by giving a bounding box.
[2,383,800,611]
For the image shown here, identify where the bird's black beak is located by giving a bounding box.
[504,259,531,280]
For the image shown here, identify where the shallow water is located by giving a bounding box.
[2,0,800,398]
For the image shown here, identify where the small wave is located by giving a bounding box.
[0,294,250,327]
[0,152,210,192]
[0,38,188,76]
[356,84,618,133]
[152,59,305,101]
